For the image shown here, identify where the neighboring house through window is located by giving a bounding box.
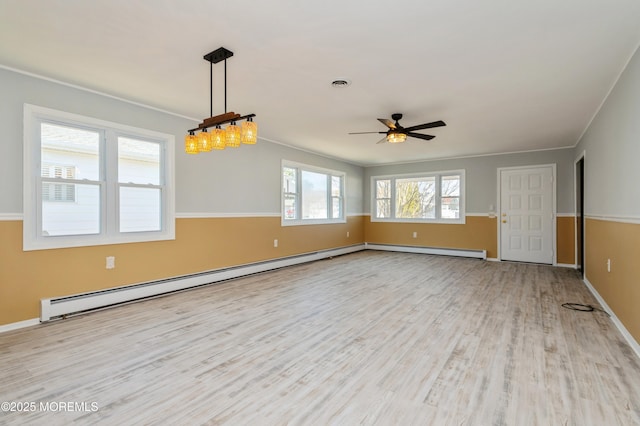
[23,104,175,250]
[41,164,76,203]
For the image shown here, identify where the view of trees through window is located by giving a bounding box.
[374,172,463,221]
[396,177,436,219]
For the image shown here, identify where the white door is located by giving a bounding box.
[500,166,554,264]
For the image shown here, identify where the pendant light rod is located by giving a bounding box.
[224,58,227,114]
[204,47,234,116]
[210,61,213,117]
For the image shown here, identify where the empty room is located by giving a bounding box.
[1,1,639,424]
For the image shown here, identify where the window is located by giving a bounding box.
[24,104,175,250]
[282,161,345,225]
[372,170,464,223]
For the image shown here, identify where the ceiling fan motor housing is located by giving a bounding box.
[347,114,445,143]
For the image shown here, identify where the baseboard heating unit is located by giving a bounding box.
[365,243,486,260]
[40,244,365,322]
[40,243,486,322]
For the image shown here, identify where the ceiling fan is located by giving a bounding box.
[349,113,446,144]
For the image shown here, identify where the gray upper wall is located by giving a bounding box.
[177,139,364,215]
[575,45,640,219]
[2,66,579,218]
[364,148,576,214]
[0,67,363,216]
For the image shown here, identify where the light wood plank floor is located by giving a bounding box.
[1,251,639,425]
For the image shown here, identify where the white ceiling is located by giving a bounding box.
[1,0,639,166]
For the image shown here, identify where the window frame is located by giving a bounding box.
[23,104,175,251]
[370,170,465,224]
[281,160,346,226]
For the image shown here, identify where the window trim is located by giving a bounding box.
[281,160,346,226]
[23,104,175,251]
[370,169,466,224]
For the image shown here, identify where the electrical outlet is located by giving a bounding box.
[607,258,611,273]
[412,231,418,238]
[347,231,350,238]
[274,239,278,248]
[106,256,115,269]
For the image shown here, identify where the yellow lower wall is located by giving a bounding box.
[557,216,575,265]
[364,215,575,265]
[0,213,578,327]
[0,216,365,326]
[364,216,498,259]
[585,218,640,343]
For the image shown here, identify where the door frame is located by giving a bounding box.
[574,151,586,276]
[496,164,557,264]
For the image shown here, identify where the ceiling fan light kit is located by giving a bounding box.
[387,131,407,143]
[185,47,257,154]
[349,113,446,144]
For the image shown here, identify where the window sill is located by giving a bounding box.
[281,218,347,227]
[370,217,466,225]
[23,230,175,251]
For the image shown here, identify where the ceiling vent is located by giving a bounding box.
[331,79,351,88]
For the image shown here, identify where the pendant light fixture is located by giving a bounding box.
[185,47,257,154]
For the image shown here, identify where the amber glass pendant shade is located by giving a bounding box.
[225,122,241,148]
[211,126,226,150]
[185,132,199,154]
[198,130,213,152]
[241,118,257,145]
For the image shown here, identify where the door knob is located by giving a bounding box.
[502,219,507,223]
[502,213,507,217]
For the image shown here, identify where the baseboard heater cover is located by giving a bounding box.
[365,243,487,260]
[40,244,365,322]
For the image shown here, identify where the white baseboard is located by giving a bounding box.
[583,277,640,360]
[0,318,40,334]
[487,258,576,268]
[365,243,486,260]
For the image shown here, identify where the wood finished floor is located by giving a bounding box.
[1,251,639,425]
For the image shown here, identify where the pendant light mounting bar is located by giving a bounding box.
[189,113,256,133]
[203,47,234,64]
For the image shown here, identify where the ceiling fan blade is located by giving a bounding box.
[407,132,435,141]
[376,137,388,144]
[349,131,386,135]
[403,120,446,132]
[377,118,396,129]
